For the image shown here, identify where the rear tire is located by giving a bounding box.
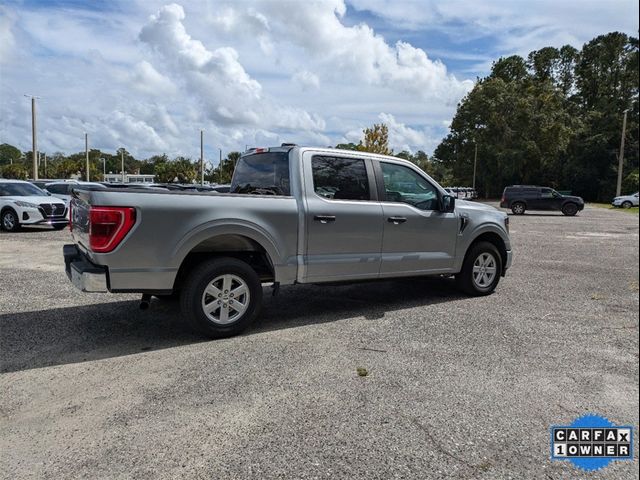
[456,241,502,296]
[562,203,578,216]
[511,202,526,215]
[1,209,20,232]
[180,257,263,338]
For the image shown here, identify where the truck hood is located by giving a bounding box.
[455,199,499,212]
[4,195,65,205]
[563,195,584,203]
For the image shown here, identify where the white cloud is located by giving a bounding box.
[1,0,634,161]
[126,61,177,95]
[214,0,472,102]
[292,70,320,90]
[138,3,324,131]
[0,5,16,63]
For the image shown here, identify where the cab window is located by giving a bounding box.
[312,156,371,201]
[380,162,438,210]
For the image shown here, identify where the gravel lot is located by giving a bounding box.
[1,204,638,479]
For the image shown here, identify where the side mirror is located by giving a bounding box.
[441,194,455,213]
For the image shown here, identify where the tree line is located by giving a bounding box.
[0,144,242,184]
[1,32,637,198]
[434,32,639,200]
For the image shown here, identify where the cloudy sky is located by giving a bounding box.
[0,0,638,162]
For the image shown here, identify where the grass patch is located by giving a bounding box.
[588,203,639,214]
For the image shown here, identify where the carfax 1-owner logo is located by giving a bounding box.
[551,414,634,471]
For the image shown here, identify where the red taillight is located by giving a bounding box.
[501,195,506,203]
[89,207,136,253]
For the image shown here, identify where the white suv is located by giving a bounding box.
[0,179,68,231]
[612,192,639,209]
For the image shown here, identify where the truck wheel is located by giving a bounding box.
[511,202,525,215]
[1,209,20,232]
[621,201,632,209]
[456,241,502,296]
[562,203,578,216]
[180,257,263,338]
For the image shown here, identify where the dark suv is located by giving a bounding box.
[500,186,584,216]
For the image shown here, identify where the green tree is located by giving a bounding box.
[433,31,639,201]
[155,157,197,183]
[1,163,29,179]
[0,144,22,166]
[358,123,392,155]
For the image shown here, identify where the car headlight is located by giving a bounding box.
[14,200,39,208]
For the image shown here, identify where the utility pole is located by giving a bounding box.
[25,95,39,180]
[121,149,125,183]
[100,158,106,178]
[200,130,204,186]
[85,133,90,181]
[43,153,47,178]
[472,142,478,191]
[616,109,629,197]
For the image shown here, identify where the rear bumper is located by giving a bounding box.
[63,244,108,292]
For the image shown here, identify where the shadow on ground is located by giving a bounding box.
[1,277,464,373]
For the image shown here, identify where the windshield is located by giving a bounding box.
[0,182,47,197]
[230,152,290,195]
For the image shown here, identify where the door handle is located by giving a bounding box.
[387,216,407,224]
[314,215,336,223]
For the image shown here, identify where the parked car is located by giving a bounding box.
[0,179,68,231]
[44,181,107,205]
[500,185,584,216]
[64,146,512,339]
[611,192,639,209]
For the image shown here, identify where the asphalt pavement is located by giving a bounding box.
[1,204,638,479]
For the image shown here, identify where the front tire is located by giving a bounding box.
[456,242,502,296]
[53,224,67,231]
[511,202,525,215]
[1,209,20,232]
[621,201,632,209]
[562,203,578,216]
[180,257,263,338]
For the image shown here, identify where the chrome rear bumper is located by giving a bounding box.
[63,244,108,292]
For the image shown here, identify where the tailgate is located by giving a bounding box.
[70,191,91,250]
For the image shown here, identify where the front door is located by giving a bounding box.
[302,153,384,282]
[376,161,459,276]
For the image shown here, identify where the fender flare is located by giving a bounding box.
[171,219,282,275]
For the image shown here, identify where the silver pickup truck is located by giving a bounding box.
[65,145,512,338]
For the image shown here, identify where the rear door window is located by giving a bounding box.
[312,156,371,201]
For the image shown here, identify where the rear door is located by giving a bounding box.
[375,160,458,275]
[301,152,383,282]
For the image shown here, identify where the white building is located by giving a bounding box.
[103,173,155,184]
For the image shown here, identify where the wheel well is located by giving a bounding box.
[173,234,275,291]
[468,232,508,274]
[1,206,17,215]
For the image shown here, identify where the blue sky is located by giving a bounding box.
[1,0,638,161]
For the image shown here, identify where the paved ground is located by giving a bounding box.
[1,204,638,479]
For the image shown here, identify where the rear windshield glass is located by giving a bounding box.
[230,152,290,195]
